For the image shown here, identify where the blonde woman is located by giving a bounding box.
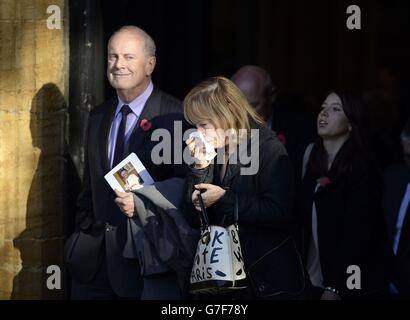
[182,77,304,299]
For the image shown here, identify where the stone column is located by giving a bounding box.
[0,0,69,299]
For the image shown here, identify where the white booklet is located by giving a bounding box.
[104,153,154,192]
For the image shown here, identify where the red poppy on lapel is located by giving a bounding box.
[317,176,331,188]
[277,133,287,145]
[139,119,152,131]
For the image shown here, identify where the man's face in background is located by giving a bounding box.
[231,68,275,122]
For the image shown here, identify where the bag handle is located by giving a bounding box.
[196,191,239,229]
[197,192,209,230]
[233,192,238,223]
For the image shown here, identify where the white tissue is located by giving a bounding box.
[189,131,217,161]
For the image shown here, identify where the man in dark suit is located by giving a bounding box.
[231,66,316,257]
[384,119,410,298]
[68,26,188,299]
[231,65,316,182]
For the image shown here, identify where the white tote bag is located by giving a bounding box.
[189,193,247,294]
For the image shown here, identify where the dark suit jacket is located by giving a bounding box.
[183,123,305,298]
[272,108,317,183]
[383,163,410,297]
[300,149,392,298]
[69,86,189,297]
[271,107,317,253]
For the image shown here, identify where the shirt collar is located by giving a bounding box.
[115,81,154,117]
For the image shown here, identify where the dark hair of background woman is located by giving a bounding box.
[306,89,379,181]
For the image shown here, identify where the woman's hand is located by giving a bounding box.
[191,183,226,210]
[114,190,137,218]
[186,137,209,169]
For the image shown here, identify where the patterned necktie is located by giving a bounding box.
[112,104,132,167]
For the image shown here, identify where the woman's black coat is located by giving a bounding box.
[300,144,392,298]
[183,124,305,298]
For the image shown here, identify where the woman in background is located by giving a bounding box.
[300,90,392,300]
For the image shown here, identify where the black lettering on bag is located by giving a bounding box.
[195,268,202,281]
[210,247,223,263]
[231,229,239,244]
[211,230,224,247]
[201,247,209,264]
[234,246,243,262]
[206,267,212,279]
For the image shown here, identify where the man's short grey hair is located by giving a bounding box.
[233,65,275,97]
[110,25,156,57]
[401,118,410,142]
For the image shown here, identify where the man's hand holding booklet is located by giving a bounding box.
[104,153,154,193]
[104,153,154,218]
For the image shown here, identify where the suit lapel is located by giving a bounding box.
[397,203,410,258]
[99,98,118,173]
[389,175,410,238]
[127,87,162,154]
[387,167,410,250]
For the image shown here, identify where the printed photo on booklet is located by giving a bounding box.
[104,153,154,192]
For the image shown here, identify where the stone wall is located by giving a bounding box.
[0,0,69,299]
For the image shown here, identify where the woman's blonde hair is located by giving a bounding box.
[183,76,264,136]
